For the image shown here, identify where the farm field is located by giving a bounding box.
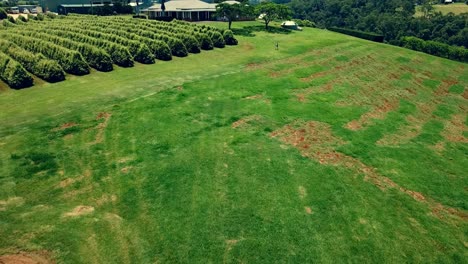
[415,3,468,16]
[0,20,467,263]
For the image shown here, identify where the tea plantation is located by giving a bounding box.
[0,15,237,89]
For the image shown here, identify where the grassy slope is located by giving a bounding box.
[0,21,467,263]
[415,3,468,16]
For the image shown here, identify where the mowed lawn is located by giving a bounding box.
[0,21,467,263]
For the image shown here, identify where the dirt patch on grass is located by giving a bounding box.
[295,83,334,103]
[57,169,91,189]
[120,167,132,173]
[441,113,468,143]
[298,186,307,199]
[52,122,77,131]
[304,206,312,214]
[345,99,399,131]
[271,120,467,221]
[0,197,25,211]
[92,112,112,144]
[63,205,94,217]
[231,115,261,129]
[95,194,117,206]
[244,94,271,104]
[0,251,54,264]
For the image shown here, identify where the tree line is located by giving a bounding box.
[286,0,467,48]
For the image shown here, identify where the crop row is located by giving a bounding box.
[0,15,238,89]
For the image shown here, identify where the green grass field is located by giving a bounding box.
[0,21,467,263]
[416,3,468,16]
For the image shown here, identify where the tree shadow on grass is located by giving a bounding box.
[232,25,292,37]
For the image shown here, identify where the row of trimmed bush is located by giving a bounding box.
[78,22,173,60]
[83,18,189,57]
[400,37,468,63]
[1,32,90,75]
[328,27,384,43]
[22,22,137,66]
[0,51,33,89]
[44,19,173,61]
[13,30,113,72]
[0,40,65,83]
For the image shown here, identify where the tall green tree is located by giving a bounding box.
[216,1,253,29]
[255,2,291,30]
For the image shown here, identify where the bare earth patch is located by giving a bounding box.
[271,120,467,220]
[63,205,95,217]
[52,122,77,131]
[92,112,112,144]
[0,251,54,264]
[231,115,261,129]
[120,167,132,173]
[0,197,25,211]
[244,94,271,104]
[441,113,468,143]
[345,99,399,131]
[298,186,307,199]
[95,194,118,206]
[304,206,313,214]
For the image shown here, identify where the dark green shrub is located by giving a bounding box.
[166,37,188,57]
[0,40,65,82]
[293,19,315,28]
[18,15,27,22]
[3,33,90,75]
[223,30,238,45]
[152,41,172,61]
[0,52,34,89]
[0,8,7,20]
[134,43,155,64]
[177,34,200,53]
[36,13,44,21]
[46,12,57,19]
[34,59,66,82]
[328,27,384,43]
[401,36,468,63]
[196,33,213,50]
[7,16,15,24]
[208,31,225,48]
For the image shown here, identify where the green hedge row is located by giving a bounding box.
[401,37,468,63]
[13,30,113,72]
[0,40,65,83]
[2,33,90,76]
[87,19,188,57]
[328,27,384,43]
[47,19,172,61]
[0,51,33,89]
[23,23,136,67]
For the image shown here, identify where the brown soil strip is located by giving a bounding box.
[378,79,460,146]
[0,251,54,264]
[244,94,271,104]
[63,205,95,217]
[271,120,467,221]
[52,122,77,132]
[92,112,112,144]
[344,99,400,131]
